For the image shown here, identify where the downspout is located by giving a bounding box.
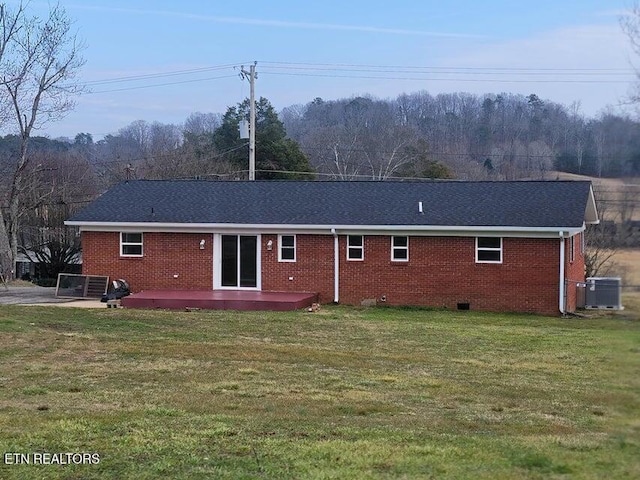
[559,232,566,315]
[331,228,339,303]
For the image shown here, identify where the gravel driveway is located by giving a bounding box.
[0,286,104,307]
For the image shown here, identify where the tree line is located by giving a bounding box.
[283,92,640,180]
[41,92,640,190]
[19,91,640,189]
[3,90,639,278]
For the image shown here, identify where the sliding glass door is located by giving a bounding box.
[221,235,258,288]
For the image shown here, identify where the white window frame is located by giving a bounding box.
[391,236,409,262]
[278,234,296,262]
[475,237,502,264]
[213,234,262,291]
[347,235,364,261]
[120,232,143,257]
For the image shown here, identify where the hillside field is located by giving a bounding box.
[545,172,640,221]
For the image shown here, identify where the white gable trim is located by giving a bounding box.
[585,185,600,224]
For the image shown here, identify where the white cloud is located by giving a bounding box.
[68,3,484,38]
[430,23,635,115]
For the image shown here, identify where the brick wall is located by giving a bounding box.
[81,231,576,315]
[82,231,213,291]
[335,236,561,315]
[564,233,586,312]
[261,234,334,300]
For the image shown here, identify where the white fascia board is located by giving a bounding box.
[66,221,584,238]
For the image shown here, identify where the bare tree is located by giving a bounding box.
[585,182,640,277]
[584,191,617,278]
[183,112,221,137]
[302,126,364,179]
[584,228,618,278]
[0,1,85,279]
[621,3,640,104]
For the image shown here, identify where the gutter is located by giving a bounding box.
[559,231,566,315]
[331,228,339,304]
[65,221,584,238]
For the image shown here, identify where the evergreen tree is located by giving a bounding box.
[213,97,314,179]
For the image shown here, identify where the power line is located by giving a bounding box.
[86,142,250,168]
[259,60,634,73]
[65,146,640,169]
[290,145,640,162]
[260,62,634,77]
[260,70,631,85]
[84,63,245,86]
[88,74,238,94]
[257,60,635,84]
[79,59,637,97]
[81,62,254,94]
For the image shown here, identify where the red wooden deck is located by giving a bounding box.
[121,290,318,311]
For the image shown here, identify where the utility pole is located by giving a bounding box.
[240,63,257,180]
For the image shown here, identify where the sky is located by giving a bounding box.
[2,0,638,140]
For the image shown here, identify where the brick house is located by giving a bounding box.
[65,180,599,315]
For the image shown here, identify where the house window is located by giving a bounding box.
[121,232,143,257]
[476,237,502,263]
[278,235,296,262]
[347,235,364,261]
[391,236,409,261]
[569,236,575,263]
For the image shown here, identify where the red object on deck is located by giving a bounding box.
[121,290,317,311]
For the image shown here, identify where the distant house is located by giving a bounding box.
[16,248,82,281]
[65,180,599,315]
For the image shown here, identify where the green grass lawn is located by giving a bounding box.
[0,305,638,479]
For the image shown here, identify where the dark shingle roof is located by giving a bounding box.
[67,180,594,229]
